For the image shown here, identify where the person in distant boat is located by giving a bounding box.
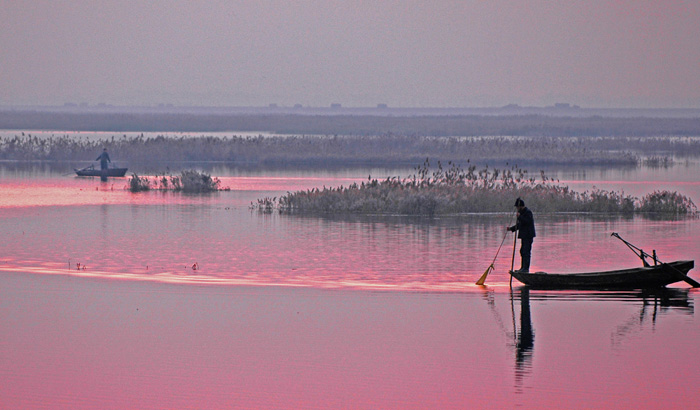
[508,197,536,273]
[96,148,111,170]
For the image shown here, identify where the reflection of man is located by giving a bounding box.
[96,148,111,170]
[516,288,534,358]
[508,198,536,273]
[514,288,534,392]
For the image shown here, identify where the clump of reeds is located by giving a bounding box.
[638,191,698,215]
[643,156,673,168]
[251,159,696,217]
[253,197,276,213]
[128,174,151,192]
[127,170,229,193]
[169,170,226,193]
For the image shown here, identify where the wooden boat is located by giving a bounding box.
[509,260,695,289]
[75,165,128,177]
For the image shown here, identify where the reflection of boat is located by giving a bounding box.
[75,165,128,177]
[525,288,693,312]
[505,287,692,392]
[510,260,695,289]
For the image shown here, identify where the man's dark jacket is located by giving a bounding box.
[512,207,536,240]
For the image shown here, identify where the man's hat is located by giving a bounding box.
[514,198,525,207]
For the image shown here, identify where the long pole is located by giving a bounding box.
[509,231,517,287]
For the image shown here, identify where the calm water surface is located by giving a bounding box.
[1,162,699,409]
[1,164,699,290]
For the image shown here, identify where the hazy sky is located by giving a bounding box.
[2,1,700,108]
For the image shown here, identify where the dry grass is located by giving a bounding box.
[252,159,696,217]
[5,133,700,167]
[127,170,229,193]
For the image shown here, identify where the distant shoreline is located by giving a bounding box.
[2,108,700,136]
[3,103,700,117]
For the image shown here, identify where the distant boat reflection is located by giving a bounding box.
[502,287,693,394]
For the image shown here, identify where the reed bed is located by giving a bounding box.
[252,159,697,217]
[4,133,700,167]
[127,170,229,193]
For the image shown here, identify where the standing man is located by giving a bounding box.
[96,148,111,170]
[508,198,536,273]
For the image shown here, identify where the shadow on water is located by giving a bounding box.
[514,289,534,394]
[485,287,693,394]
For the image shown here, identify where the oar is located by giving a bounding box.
[662,262,700,288]
[612,233,699,288]
[475,266,493,286]
[476,211,516,285]
[476,240,506,286]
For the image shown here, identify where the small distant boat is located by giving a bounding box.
[510,260,695,289]
[74,165,128,177]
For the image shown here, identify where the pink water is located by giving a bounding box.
[1,165,700,409]
[2,170,699,291]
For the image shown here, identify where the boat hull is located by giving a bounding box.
[510,260,695,289]
[75,168,128,177]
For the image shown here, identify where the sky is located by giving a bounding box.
[2,0,700,108]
